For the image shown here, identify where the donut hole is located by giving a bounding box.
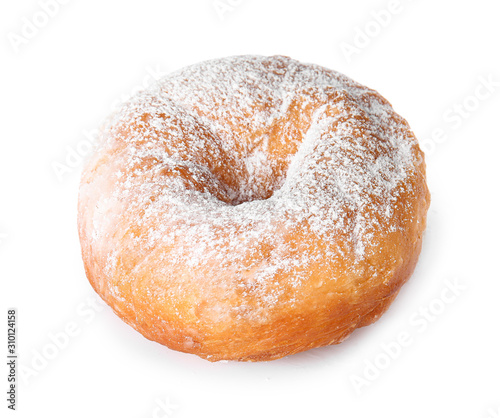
[227,150,285,205]
[199,96,324,206]
[213,140,296,206]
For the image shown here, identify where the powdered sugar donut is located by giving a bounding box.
[78,55,430,361]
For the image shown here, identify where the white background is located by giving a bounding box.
[1,0,499,417]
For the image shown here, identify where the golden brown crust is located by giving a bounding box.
[78,55,430,361]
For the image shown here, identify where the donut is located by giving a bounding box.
[78,55,430,362]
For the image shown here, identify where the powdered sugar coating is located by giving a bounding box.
[79,55,426,349]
